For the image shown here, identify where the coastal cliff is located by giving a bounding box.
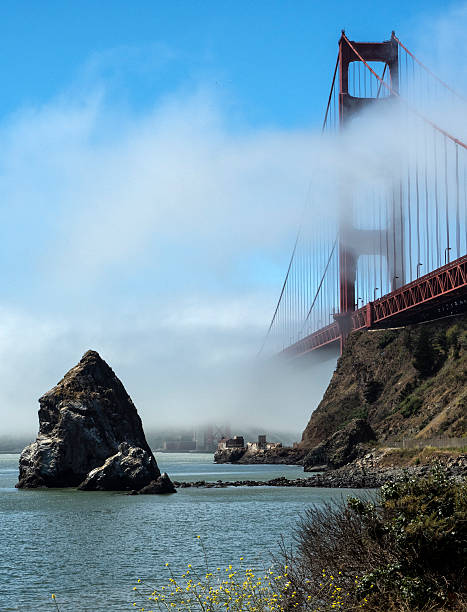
[301,315,466,457]
[219,315,466,470]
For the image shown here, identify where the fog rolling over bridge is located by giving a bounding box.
[260,32,467,361]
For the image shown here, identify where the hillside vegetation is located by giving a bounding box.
[300,313,467,449]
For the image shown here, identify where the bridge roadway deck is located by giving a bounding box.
[282,254,467,359]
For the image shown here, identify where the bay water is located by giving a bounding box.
[0,453,361,611]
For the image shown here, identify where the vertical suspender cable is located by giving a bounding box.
[392,192,397,289]
[379,194,383,296]
[373,189,377,296]
[257,230,301,356]
[407,163,413,280]
[416,130,421,270]
[444,135,450,262]
[385,196,390,291]
[301,237,338,331]
[322,55,339,132]
[434,130,440,268]
[400,181,405,283]
[464,154,467,255]
[455,145,460,258]
[424,127,430,271]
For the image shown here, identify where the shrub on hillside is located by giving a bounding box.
[378,329,398,350]
[446,323,467,359]
[282,466,466,610]
[399,393,423,418]
[412,327,447,376]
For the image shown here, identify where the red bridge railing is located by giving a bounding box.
[282,255,467,359]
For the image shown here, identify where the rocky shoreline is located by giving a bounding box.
[174,454,467,489]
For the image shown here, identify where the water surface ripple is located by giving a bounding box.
[0,453,361,611]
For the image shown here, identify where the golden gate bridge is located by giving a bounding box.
[260,31,467,358]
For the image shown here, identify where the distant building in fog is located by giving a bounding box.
[246,434,282,452]
[217,435,245,450]
[217,434,282,452]
[161,431,196,452]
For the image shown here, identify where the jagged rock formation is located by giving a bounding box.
[300,315,467,453]
[16,350,175,493]
[303,418,376,471]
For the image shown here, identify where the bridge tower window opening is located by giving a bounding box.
[348,61,391,99]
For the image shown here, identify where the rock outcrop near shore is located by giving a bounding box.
[214,446,305,465]
[16,350,174,493]
[214,448,247,463]
[78,442,160,491]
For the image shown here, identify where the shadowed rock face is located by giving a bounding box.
[303,418,376,470]
[16,350,172,493]
[137,473,177,495]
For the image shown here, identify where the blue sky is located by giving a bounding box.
[0,1,457,127]
[0,1,465,437]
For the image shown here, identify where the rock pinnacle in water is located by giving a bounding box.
[16,350,175,493]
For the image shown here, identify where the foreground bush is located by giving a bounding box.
[282,466,466,611]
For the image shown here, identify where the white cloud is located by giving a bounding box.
[0,80,340,439]
[0,89,318,294]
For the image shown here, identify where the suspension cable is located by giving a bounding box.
[257,230,301,356]
[322,54,339,132]
[393,34,467,102]
[376,62,387,99]
[259,50,341,356]
[300,235,338,333]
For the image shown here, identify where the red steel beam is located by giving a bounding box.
[280,321,340,358]
[281,255,467,359]
[352,254,467,330]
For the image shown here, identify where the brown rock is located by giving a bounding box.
[16,350,168,492]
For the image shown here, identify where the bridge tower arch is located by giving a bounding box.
[337,32,402,344]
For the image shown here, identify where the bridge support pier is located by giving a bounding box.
[334,311,353,353]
